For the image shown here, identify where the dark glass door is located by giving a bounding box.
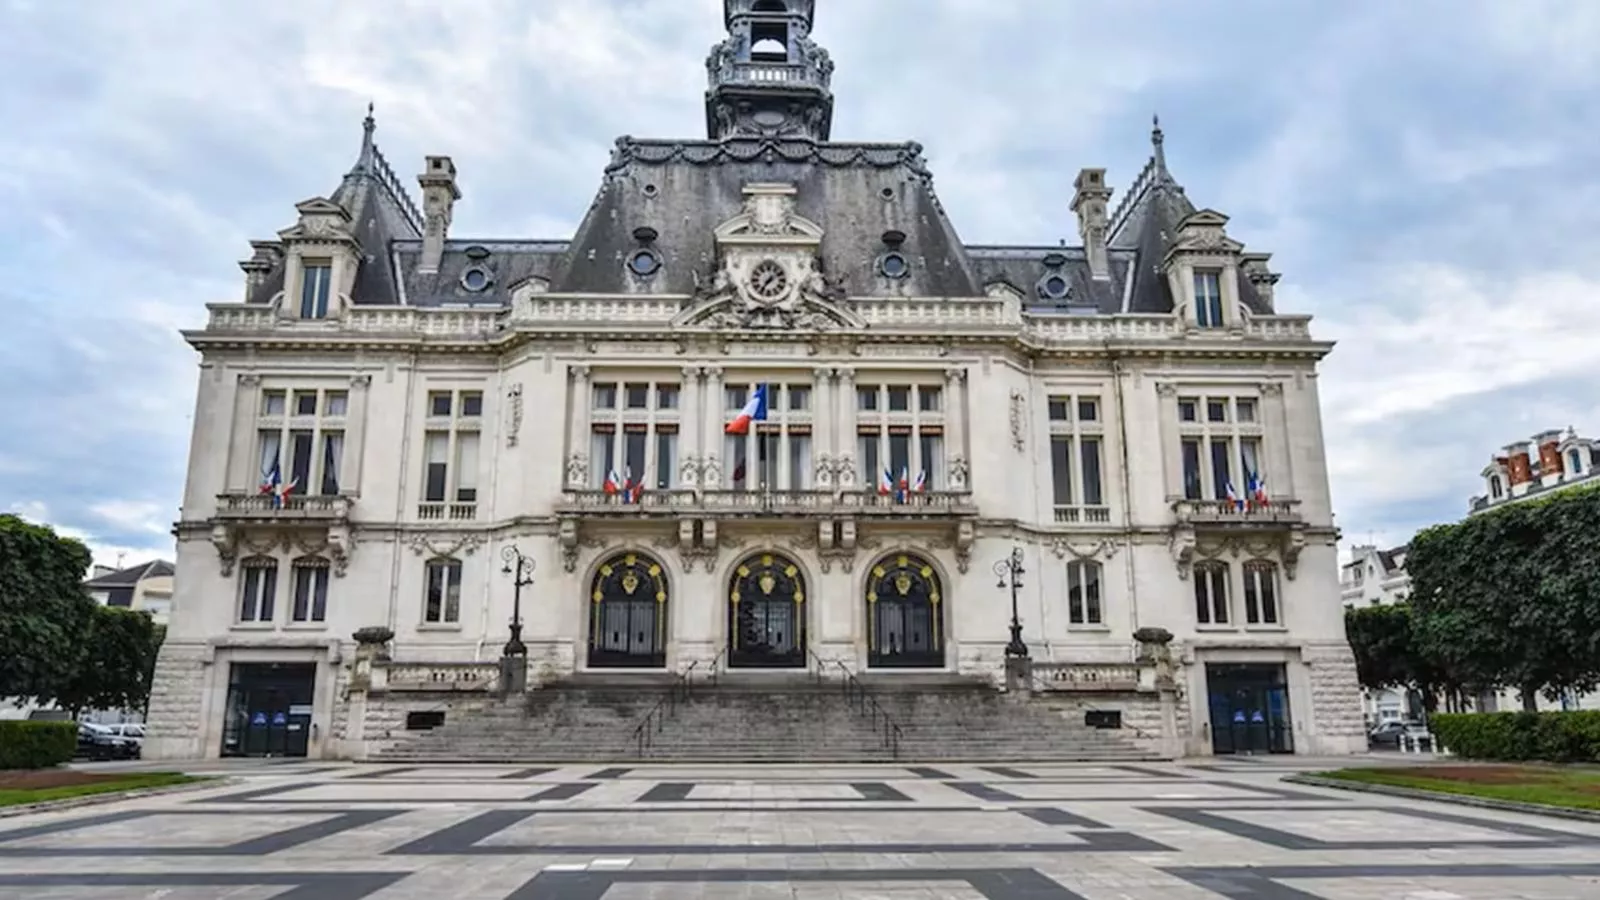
[220,662,316,758]
[866,555,945,668]
[1206,662,1294,754]
[587,554,669,668]
[729,554,806,668]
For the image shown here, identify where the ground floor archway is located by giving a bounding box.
[866,553,945,668]
[728,552,807,668]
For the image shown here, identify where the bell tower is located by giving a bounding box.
[706,0,835,141]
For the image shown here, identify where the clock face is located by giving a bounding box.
[748,260,789,301]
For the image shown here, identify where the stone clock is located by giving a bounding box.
[747,259,789,303]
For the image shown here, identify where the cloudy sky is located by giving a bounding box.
[2,0,1597,568]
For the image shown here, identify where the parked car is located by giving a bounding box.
[77,723,140,760]
[1367,720,1427,750]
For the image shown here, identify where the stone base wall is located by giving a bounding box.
[1034,690,1174,757]
[142,642,209,760]
[1304,639,1367,754]
[956,642,1008,687]
[342,690,500,759]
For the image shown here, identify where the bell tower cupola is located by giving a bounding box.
[706,0,834,141]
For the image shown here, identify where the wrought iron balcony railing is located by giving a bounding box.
[1172,498,1301,526]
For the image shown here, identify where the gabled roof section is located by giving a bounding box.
[84,560,174,588]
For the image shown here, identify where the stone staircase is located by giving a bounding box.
[371,669,1162,763]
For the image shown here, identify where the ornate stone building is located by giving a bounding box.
[146,0,1363,760]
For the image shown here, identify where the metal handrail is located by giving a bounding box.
[630,661,698,756]
[706,645,729,686]
[807,649,903,758]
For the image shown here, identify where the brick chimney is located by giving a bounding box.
[1504,443,1534,491]
[417,156,460,274]
[1534,429,1565,486]
[1071,168,1112,281]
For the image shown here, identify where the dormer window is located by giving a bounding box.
[1490,474,1504,499]
[1194,270,1223,328]
[1569,449,1583,475]
[301,261,332,318]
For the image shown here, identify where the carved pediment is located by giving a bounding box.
[277,197,358,244]
[1168,209,1243,256]
[674,253,864,331]
[714,183,824,245]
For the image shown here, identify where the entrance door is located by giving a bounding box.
[1206,662,1294,754]
[220,662,317,758]
[728,553,807,668]
[866,554,945,668]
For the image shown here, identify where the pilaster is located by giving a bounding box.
[944,366,969,490]
[681,364,704,487]
[1261,381,1292,498]
[225,373,260,493]
[835,367,858,488]
[345,373,372,493]
[1156,383,1180,501]
[812,366,834,487]
[703,365,725,487]
[566,365,591,489]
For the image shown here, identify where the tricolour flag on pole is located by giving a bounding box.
[877,468,894,496]
[725,383,769,435]
[913,470,927,494]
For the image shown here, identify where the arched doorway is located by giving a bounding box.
[728,552,807,668]
[866,553,945,668]
[587,552,668,668]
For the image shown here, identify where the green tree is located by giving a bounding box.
[1407,482,1600,709]
[0,514,96,704]
[1345,602,1446,716]
[54,606,163,715]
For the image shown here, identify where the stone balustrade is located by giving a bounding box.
[379,662,501,694]
[1029,662,1143,694]
[214,493,352,520]
[1172,498,1302,526]
[557,488,977,519]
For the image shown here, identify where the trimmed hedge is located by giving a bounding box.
[1431,711,1600,762]
[0,721,77,769]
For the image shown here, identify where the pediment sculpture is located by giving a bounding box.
[677,254,861,331]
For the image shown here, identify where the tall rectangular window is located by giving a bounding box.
[424,559,463,625]
[1243,563,1280,625]
[300,262,332,319]
[1194,563,1229,625]
[590,426,616,487]
[1067,560,1103,625]
[423,432,450,502]
[888,432,911,481]
[655,430,677,489]
[239,560,277,623]
[290,560,329,623]
[255,385,347,501]
[1194,270,1223,327]
[1181,439,1203,500]
[587,378,682,495]
[858,432,880,486]
[418,388,486,517]
[786,433,811,490]
[1209,438,1232,500]
[854,381,945,493]
[624,430,648,483]
[1044,393,1107,516]
[919,433,944,490]
[1174,396,1268,504]
[454,433,479,503]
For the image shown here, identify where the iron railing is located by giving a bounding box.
[630,661,698,756]
[808,649,903,758]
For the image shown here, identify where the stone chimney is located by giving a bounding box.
[1241,252,1280,310]
[1534,429,1565,486]
[238,240,283,300]
[1504,443,1534,490]
[417,156,460,274]
[1070,168,1112,280]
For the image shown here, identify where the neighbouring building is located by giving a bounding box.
[145,0,1364,761]
[86,559,175,626]
[1472,427,1600,515]
[1339,543,1414,724]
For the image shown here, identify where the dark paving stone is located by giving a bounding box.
[1144,804,1600,851]
[1165,863,1600,899]
[853,782,912,801]
[0,872,407,900]
[1112,764,1190,779]
[906,766,957,779]
[585,766,632,779]
[388,808,1174,856]
[507,867,1086,899]
[980,766,1038,779]
[525,782,597,801]
[499,767,558,780]
[1016,807,1111,829]
[344,766,418,780]
[634,781,911,803]
[0,809,403,858]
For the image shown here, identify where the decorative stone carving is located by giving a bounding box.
[505,383,524,447]
[679,455,703,489]
[1169,529,1196,579]
[1008,390,1027,452]
[1155,383,1177,398]
[1049,538,1118,561]
[833,454,858,489]
[565,453,588,489]
[700,454,722,488]
[1259,381,1284,396]
[947,456,970,491]
[407,533,484,558]
[813,453,835,489]
[211,524,238,577]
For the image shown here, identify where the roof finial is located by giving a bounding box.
[1151,113,1168,174]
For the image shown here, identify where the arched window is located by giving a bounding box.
[728,552,807,668]
[1490,474,1504,499]
[1242,562,1280,625]
[588,552,669,668]
[1066,560,1103,626]
[1193,561,1229,625]
[866,554,944,668]
[290,556,330,623]
[424,558,463,625]
[239,556,278,623]
[1569,449,1583,476]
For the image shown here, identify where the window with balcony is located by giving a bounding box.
[856,383,943,491]
[724,382,809,490]
[424,558,463,625]
[1194,270,1223,328]
[238,557,278,624]
[1066,560,1104,626]
[289,557,329,624]
[257,387,347,501]
[299,261,332,319]
[1177,395,1266,505]
[591,378,681,492]
[420,388,483,520]
[1194,561,1230,625]
[1242,561,1281,626]
[1046,393,1106,523]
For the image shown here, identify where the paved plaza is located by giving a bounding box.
[3,758,1600,898]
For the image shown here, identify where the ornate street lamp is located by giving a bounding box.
[501,545,535,658]
[994,546,1029,659]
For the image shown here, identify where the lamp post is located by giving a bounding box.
[500,545,534,694]
[994,545,1029,659]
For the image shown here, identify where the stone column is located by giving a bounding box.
[566,365,591,488]
[1261,382,1292,500]
[835,368,857,489]
[1155,383,1180,501]
[344,374,372,494]
[943,366,968,490]
[225,373,260,493]
[680,365,703,488]
[812,366,834,488]
[702,365,725,487]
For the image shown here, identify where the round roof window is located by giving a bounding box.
[1039,274,1070,300]
[461,266,493,293]
[880,252,909,280]
[628,249,662,278]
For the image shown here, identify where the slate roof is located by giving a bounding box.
[84,560,174,588]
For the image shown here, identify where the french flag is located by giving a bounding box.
[620,466,636,504]
[260,458,284,508]
[1224,480,1244,512]
[603,468,623,495]
[725,384,769,435]
[896,467,910,503]
[877,468,894,496]
[1249,473,1269,507]
[912,470,927,493]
